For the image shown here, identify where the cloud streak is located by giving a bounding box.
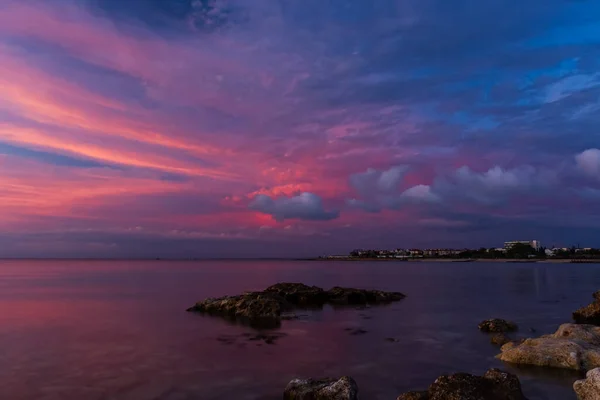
[1,0,600,256]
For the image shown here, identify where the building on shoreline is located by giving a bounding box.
[339,241,599,260]
[504,240,541,251]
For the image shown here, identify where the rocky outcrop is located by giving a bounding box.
[327,286,406,305]
[498,323,600,371]
[186,291,293,328]
[478,318,518,333]
[283,376,358,400]
[397,369,527,400]
[188,283,405,327]
[574,368,600,400]
[264,283,329,307]
[574,292,600,325]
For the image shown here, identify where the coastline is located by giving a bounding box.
[310,257,600,264]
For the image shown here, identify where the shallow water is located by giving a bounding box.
[1,259,599,399]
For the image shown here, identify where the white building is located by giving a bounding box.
[504,240,541,251]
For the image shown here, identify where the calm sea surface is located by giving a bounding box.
[1,260,599,400]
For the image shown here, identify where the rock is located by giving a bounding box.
[327,286,406,305]
[397,392,428,400]
[481,369,528,399]
[574,368,600,400]
[189,283,405,328]
[283,376,358,400]
[574,291,600,326]
[491,333,512,346]
[555,323,600,345]
[264,283,329,307]
[574,302,600,326]
[186,291,292,328]
[396,369,527,400]
[346,328,368,336]
[498,324,600,371]
[478,319,518,333]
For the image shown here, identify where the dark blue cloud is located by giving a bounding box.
[249,193,339,222]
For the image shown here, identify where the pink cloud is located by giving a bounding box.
[576,148,600,178]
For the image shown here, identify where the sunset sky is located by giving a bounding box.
[1,0,600,258]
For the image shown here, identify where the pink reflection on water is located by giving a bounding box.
[0,260,585,400]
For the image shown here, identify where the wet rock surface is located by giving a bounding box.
[186,291,293,328]
[283,376,358,400]
[397,369,527,400]
[498,323,600,371]
[327,286,405,305]
[264,283,329,307]
[574,368,600,400]
[344,327,368,336]
[397,392,428,400]
[478,318,518,333]
[490,333,512,346]
[574,295,600,326]
[188,282,405,328]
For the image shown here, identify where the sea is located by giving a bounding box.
[1,259,599,400]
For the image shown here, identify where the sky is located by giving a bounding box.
[1,0,600,258]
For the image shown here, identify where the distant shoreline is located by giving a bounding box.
[310,257,600,264]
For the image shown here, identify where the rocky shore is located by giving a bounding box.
[397,368,528,400]
[495,291,600,373]
[281,369,529,400]
[273,289,600,399]
[187,282,405,328]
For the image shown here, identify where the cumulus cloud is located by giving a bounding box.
[399,184,441,204]
[347,166,440,211]
[349,165,408,195]
[348,163,558,212]
[434,165,557,205]
[576,148,600,178]
[249,192,339,222]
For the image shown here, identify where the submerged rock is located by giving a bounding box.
[327,286,406,305]
[574,368,600,400]
[479,319,518,333]
[283,376,358,400]
[491,333,512,346]
[344,327,368,336]
[498,324,600,371]
[264,282,328,307]
[397,369,527,400]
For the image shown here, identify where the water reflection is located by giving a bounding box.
[0,260,598,399]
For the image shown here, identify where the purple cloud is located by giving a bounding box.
[576,148,600,178]
[348,163,559,211]
[432,165,558,206]
[249,192,339,222]
[399,185,441,204]
[349,165,408,195]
